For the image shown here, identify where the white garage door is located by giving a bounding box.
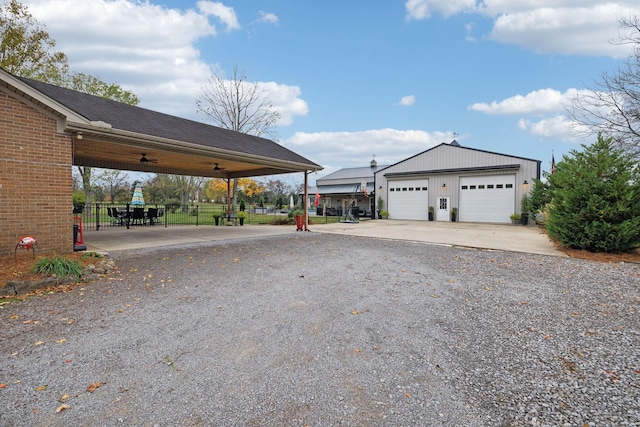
[387,179,429,220]
[459,175,515,223]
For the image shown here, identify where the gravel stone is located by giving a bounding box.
[0,233,638,426]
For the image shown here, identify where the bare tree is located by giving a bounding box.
[566,15,640,156]
[196,64,281,209]
[96,169,130,203]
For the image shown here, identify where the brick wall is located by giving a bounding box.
[0,91,74,257]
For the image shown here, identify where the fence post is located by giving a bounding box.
[96,203,100,231]
[196,204,199,226]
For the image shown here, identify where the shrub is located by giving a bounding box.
[523,178,551,217]
[72,191,86,213]
[32,255,83,280]
[546,135,640,253]
[165,199,181,213]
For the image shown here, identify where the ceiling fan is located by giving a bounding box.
[213,163,227,171]
[139,153,158,164]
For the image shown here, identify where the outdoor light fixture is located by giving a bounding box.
[76,132,83,140]
[523,180,528,185]
[442,183,446,187]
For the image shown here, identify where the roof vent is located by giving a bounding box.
[370,158,377,168]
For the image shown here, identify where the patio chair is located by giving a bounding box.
[107,207,118,225]
[131,207,146,225]
[146,208,158,225]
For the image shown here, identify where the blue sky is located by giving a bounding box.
[22,0,640,184]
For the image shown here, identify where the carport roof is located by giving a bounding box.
[1,69,321,178]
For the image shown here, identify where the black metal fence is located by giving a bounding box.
[74,203,298,231]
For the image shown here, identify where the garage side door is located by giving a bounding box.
[388,179,429,220]
[459,175,515,223]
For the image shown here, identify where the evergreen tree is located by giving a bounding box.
[547,135,640,253]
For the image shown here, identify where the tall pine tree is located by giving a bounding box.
[547,135,640,253]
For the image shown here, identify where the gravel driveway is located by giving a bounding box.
[1,233,638,426]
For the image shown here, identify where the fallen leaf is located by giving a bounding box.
[56,339,66,344]
[36,385,48,391]
[0,383,6,389]
[10,315,18,319]
[355,348,361,353]
[55,404,70,413]
[34,341,44,346]
[87,382,101,393]
[405,393,411,398]
[351,310,359,315]
[23,319,39,324]
[520,301,528,305]
[59,394,70,402]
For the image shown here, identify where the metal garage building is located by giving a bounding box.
[375,141,540,223]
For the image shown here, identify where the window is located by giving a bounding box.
[390,188,395,192]
[408,187,414,191]
[422,187,428,191]
[461,185,468,190]
[478,185,485,189]
[506,184,513,188]
[487,184,494,189]
[496,184,503,189]
[402,188,407,191]
[470,185,477,190]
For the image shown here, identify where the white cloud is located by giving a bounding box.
[257,11,279,25]
[468,88,586,115]
[518,116,587,142]
[398,95,416,106]
[405,0,430,20]
[20,0,299,122]
[405,0,476,20]
[196,1,240,31]
[259,82,309,126]
[488,4,636,58]
[470,88,597,142]
[404,1,640,58]
[282,128,452,170]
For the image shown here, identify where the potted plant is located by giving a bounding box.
[237,211,248,226]
[451,207,458,222]
[428,206,434,221]
[380,210,389,219]
[377,196,384,219]
[510,213,521,224]
[213,212,221,226]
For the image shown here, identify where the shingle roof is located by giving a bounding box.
[18,76,320,169]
